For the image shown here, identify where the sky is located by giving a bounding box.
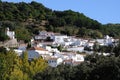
[2,0,120,24]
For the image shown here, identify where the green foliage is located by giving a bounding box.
[34,54,120,80]
[15,27,31,43]
[33,65,75,80]
[89,56,120,80]
[0,46,7,54]
[78,28,103,38]
[46,25,54,32]
[100,24,120,38]
[0,51,47,80]
[57,45,63,52]
[0,28,9,41]
[113,41,120,57]
[74,62,92,80]
[0,1,52,21]
[0,1,102,38]
[20,52,48,79]
[47,10,101,30]
[0,50,22,80]
[93,42,100,52]
[60,26,79,36]
[27,42,31,49]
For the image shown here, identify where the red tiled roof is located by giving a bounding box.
[48,57,58,60]
[64,59,72,62]
[29,47,47,51]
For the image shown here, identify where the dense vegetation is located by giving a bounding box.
[100,24,120,38]
[0,49,47,80]
[33,54,120,80]
[0,1,101,29]
[0,27,9,41]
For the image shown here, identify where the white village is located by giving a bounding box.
[1,27,119,67]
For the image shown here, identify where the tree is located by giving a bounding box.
[21,52,47,79]
[29,58,48,78]
[0,46,7,54]
[92,30,103,39]
[78,27,88,37]
[0,50,47,80]
[75,62,92,80]
[89,56,120,80]
[0,28,9,41]
[15,27,31,43]
[93,41,100,52]
[33,64,75,80]
[0,50,25,80]
[57,45,63,52]
[113,41,120,57]
[46,25,54,31]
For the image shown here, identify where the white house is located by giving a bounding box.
[45,46,60,53]
[62,53,85,65]
[67,46,84,52]
[96,39,105,46]
[46,32,55,40]
[53,35,68,43]
[39,31,47,36]
[104,35,114,46]
[71,40,82,46]
[61,53,71,60]
[34,31,47,40]
[48,57,63,67]
[34,35,47,40]
[39,31,54,37]
[35,31,55,40]
[61,41,73,47]
[72,54,84,62]
[63,59,73,65]
[85,42,95,49]
[6,27,15,39]
[14,44,27,56]
[28,47,49,60]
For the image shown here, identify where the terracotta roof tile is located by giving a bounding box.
[29,47,47,51]
[48,57,58,60]
[64,59,73,62]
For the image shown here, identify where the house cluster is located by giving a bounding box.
[34,31,54,41]
[27,46,84,67]
[5,29,118,67]
[15,30,119,67]
[34,30,118,52]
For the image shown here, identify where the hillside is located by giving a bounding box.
[0,1,120,42]
[0,1,101,28]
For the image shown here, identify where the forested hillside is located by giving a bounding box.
[0,1,101,29]
[0,1,120,42]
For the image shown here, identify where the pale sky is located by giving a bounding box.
[2,0,120,24]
